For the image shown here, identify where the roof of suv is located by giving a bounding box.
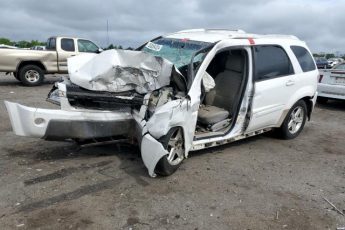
[165,28,300,43]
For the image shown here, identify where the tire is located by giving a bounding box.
[278,100,307,140]
[317,96,328,104]
[18,65,44,86]
[155,127,185,176]
[13,72,20,81]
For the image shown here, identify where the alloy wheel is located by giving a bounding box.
[287,106,304,134]
[24,70,40,83]
[166,128,184,165]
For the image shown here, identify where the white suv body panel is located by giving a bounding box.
[246,41,318,132]
[5,29,318,177]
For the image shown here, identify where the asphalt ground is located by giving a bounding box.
[0,73,344,229]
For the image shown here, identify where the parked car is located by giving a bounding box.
[5,29,318,177]
[327,58,343,68]
[317,62,345,103]
[0,44,17,49]
[315,57,328,69]
[0,36,102,86]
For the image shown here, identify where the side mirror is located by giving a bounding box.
[96,48,103,54]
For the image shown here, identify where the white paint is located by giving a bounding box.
[4,29,318,177]
[67,49,173,94]
[141,134,168,177]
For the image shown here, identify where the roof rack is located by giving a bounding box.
[167,29,300,41]
[231,33,299,40]
[175,28,246,34]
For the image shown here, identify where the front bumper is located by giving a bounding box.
[317,83,345,100]
[5,101,134,140]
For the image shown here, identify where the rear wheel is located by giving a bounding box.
[18,65,44,86]
[155,127,185,176]
[278,100,307,139]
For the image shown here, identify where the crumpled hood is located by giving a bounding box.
[67,49,173,94]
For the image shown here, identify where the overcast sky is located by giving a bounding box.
[1,0,343,53]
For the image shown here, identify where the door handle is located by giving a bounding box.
[286,80,295,86]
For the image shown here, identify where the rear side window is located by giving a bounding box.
[46,38,56,50]
[61,38,75,52]
[291,46,316,72]
[254,45,294,81]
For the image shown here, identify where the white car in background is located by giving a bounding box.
[0,44,17,49]
[318,62,345,103]
[5,29,318,177]
[327,58,343,68]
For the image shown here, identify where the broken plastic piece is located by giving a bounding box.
[202,72,215,92]
[141,134,169,177]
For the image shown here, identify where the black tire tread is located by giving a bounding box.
[278,100,307,140]
[154,127,184,176]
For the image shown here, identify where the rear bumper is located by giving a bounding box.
[317,83,345,100]
[4,101,134,140]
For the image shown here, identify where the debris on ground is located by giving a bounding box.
[322,197,344,216]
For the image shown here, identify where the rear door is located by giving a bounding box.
[57,38,77,73]
[246,45,296,132]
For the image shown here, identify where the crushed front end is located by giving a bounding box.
[5,49,193,177]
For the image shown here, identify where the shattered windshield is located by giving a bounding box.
[141,38,211,68]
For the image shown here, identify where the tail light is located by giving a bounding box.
[318,74,323,83]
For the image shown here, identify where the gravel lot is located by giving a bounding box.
[0,73,344,230]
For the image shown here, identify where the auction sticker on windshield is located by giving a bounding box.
[145,42,162,52]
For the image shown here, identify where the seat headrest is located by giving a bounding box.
[225,55,244,73]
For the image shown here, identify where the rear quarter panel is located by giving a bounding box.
[0,49,58,72]
[285,70,317,114]
[283,43,318,111]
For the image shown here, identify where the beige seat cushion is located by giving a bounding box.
[198,105,229,125]
[205,54,244,113]
[198,53,243,126]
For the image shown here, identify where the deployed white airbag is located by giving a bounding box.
[68,49,173,94]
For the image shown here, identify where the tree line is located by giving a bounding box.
[104,44,134,50]
[313,53,345,60]
[0,37,45,48]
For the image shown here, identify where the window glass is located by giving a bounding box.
[254,45,294,81]
[61,38,75,52]
[291,46,316,72]
[78,39,99,53]
[46,38,56,50]
[141,38,211,68]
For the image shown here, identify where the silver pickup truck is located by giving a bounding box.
[0,36,101,86]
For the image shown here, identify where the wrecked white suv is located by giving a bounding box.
[5,29,318,177]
